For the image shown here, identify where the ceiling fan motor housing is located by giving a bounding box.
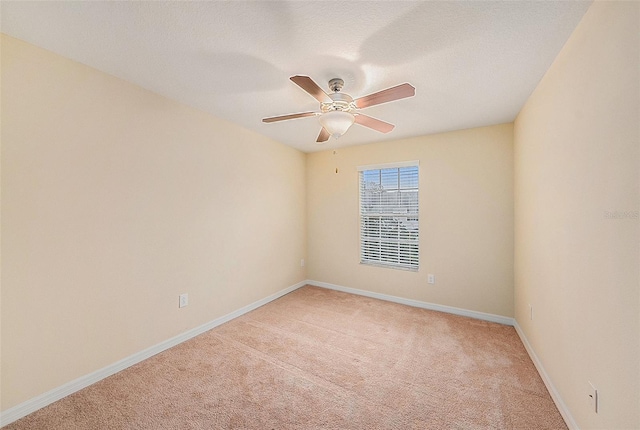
[322,92,355,113]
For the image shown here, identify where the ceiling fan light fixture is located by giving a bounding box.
[318,110,355,139]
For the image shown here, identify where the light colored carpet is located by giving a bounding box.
[5,286,567,429]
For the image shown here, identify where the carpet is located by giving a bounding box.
[4,285,567,429]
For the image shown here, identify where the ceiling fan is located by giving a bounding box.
[262,76,416,143]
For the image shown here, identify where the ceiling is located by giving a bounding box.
[1,1,591,153]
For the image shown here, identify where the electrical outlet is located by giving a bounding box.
[300,259,305,267]
[428,274,435,284]
[588,381,598,413]
[179,293,188,308]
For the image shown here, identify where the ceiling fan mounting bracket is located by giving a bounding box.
[328,78,344,93]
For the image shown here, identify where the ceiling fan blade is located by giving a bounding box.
[354,114,395,133]
[316,127,330,143]
[262,111,317,123]
[290,75,331,103]
[354,83,416,109]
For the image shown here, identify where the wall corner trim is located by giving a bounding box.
[513,321,580,430]
[0,280,308,428]
[308,280,515,326]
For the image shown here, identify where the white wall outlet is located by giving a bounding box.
[300,259,305,267]
[428,274,435,284]
[179,293,188,308]
[588,381,598,413]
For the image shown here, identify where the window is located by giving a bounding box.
[359,161,419,271]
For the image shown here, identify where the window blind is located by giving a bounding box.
[359,163,419,271]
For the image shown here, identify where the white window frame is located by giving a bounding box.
[358,161,419,271]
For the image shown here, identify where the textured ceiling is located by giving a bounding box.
[1,1,591,153]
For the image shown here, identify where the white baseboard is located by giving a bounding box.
[513,321,579,430]
[307,280,515,326]
[0,280,307,428]
[310,281,577,428]
[2,280,574,429]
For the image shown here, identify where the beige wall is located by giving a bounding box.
[4,2,639,427]
[307,124,514,318]
[0,35,307,410]
[514,1,639,429]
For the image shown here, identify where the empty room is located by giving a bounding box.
[1,1,638,429]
